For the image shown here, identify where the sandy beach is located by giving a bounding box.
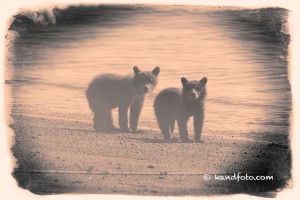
[10,113,290,195]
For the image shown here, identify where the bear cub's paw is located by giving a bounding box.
[195,139,205,144]
[119,127,133,133]
[178,138,193,143]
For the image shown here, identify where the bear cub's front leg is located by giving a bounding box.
[118,105,132,132]
[194,113,204,143]
[130,96,145,132]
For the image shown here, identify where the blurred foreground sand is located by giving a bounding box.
[10,114,290,195]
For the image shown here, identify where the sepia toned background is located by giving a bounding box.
[4,4,291,196]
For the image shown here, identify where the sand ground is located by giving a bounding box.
[9,114,291,196]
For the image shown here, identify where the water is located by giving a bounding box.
[8,5,291,135]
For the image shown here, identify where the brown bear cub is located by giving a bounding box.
[154,77,207,143]
[86,66,160,132]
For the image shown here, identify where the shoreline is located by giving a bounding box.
[10,113,291,195]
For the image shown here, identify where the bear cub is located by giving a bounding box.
[86,66,160,132]
[154,77,207,142]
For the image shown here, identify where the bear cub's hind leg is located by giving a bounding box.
[93,110,116,132]
[194,113,204,143]
[93,113,105,132]
[104,111,117,132]
[93,115,101,132]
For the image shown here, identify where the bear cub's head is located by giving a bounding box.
[132,66,160,95]
[181,77,207,101]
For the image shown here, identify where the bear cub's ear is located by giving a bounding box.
[152,66,160,76]
[199,77,208,86]
[181,77,189,85]
[133,66,141,74]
